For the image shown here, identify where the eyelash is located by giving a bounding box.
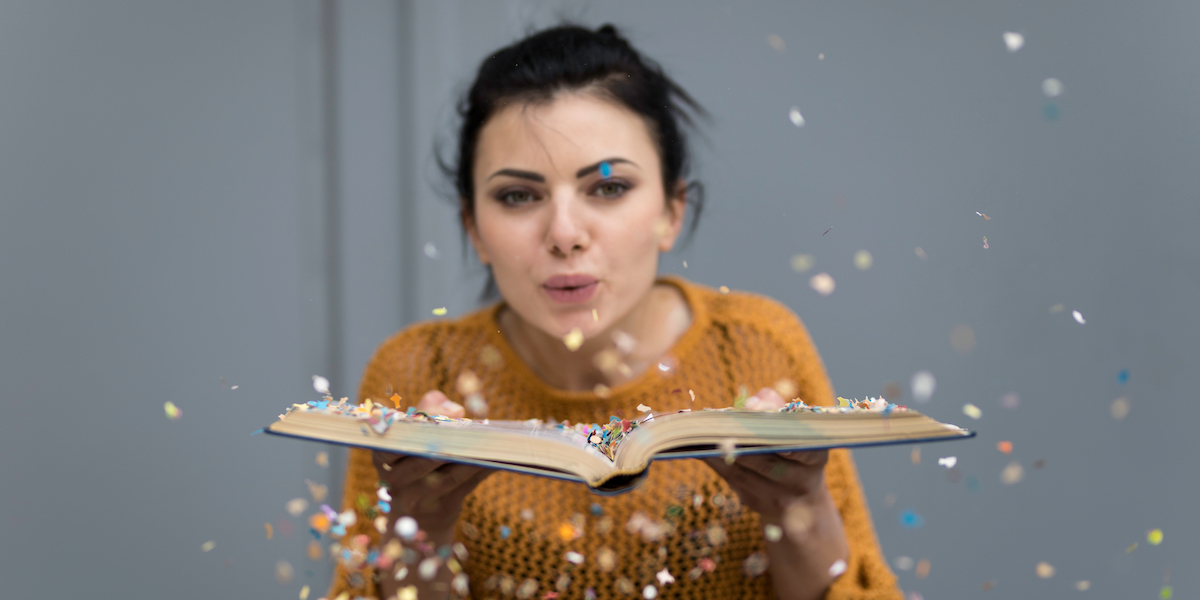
[493,179,632,206]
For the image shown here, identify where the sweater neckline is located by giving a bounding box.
[483,275,710,402]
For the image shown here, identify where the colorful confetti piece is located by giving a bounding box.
[915,559,931,579]
[788,107,805,127]
[1073,310,1086,324]
[1075,580,1091,591]
[599,161,612,178]
[276,560,294,584]
[809,272,835,296]
[829,559,848,577]
[1036,561,1055,578]
[997,441,1013,454]
[1147,528,1163,545]
[312,375,330,395]
[432,307,447,316]
[1001,461,1024,485]
[854,250,873,270]
[767,33,785,53]
[164,401,182,421]
[1111,397,1131,420]
[201,540,215,552]
[937,456,957,469]
[900,509,924,528]
[1117,369,1130,384]
[562,327,584,351]
[1003,31,1025,52]
[264,523,273,540]
[1042,78,1064,97]
[962,404,982,419]
[790,254,815,272]
[911,371,936,402]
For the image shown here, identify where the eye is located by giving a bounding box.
[496,189,538,206]
[594,180,629,199]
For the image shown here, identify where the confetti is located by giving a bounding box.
[642,585,658,599]
[286,498,309,517]
[983,236,989,249]
[264,523,273,539]
[312,375,330,395]
[636,404,652,413]
[1000,393,1020,409]
[1147,528,1164,545]
[230,385,238,390]
[423,242,438,258]
[1036,561,1055,578]
[1072,310,1086,324]
[809,272,835,296]
[1075,580,1091,591]
[907,593,923,600]
[790,254,815,272]
[432,307,447,316]
[1042,78,1064,97]
[818,52,825,60]
[719,438,737,465]
[742,552,770,577]
[164,401,182,421]
[397,587,417,600]
[1117,369,1130,384]
[764,524,782,542]
[894,556,914,571]
[1161,586,1173,599]
[915,559,931,579]
[276,560,294,584]
[419,557,440,580]
[600,161,613,178]
[997,441,1013,454]
[395,516,418,540]
[1001,461,1024,485]
[829,559,848,577]
[788,107,805,127]
[854,250,873,270]
[976,211,992,220]
[914,247,928,260]
[1127,542,1138,553]
[962,404,982,419]
[822,226,832,236]
[951,325,977,354]
[900,509,924,528]
[783,502,814,538]
[656,568,675,586]
[565,551,584,565]
[774,378,797,399]
[592,309,598,322]
[1003,31,1025,52]
[767,33,786,53]
[1111,397,1130,419]
[562,327,584,351]
[201,540,215,552]
[299,585,310,600]
[938,456,957,469]
[719,285,730,294]
[911,446,921,465]
[1049,303,1064,313]
[911,371,936,402]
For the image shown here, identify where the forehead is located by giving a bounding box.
[474,92,660,176]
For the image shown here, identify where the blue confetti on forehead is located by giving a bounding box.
[599,161,612,178]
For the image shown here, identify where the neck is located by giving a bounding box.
[499,281,692,392]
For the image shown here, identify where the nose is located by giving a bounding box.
[545,191,589,258]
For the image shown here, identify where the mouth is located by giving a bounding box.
[543,274,599,303]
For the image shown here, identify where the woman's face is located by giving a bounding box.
[467,92,685,341]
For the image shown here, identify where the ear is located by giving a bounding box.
[657,180,688,253]
[461,204,492,265]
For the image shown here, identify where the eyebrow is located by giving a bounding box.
[485,157,636,183]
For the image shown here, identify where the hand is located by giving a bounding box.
[372,390,493,535]
[702,387,830,521]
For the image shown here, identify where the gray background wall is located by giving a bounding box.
[1,1,1196,598]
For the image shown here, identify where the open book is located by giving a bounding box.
[266,397,973,494]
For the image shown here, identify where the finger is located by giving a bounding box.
[744,388,786,412]
[417,390,465,419]
[423,462,490,490]
[442,468,494,505]
[778,449,829,467]
[385,455,448,484]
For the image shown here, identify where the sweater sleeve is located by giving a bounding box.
[326,324,444,600]
[755,297,905,600]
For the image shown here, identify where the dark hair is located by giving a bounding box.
[443,23,707,301]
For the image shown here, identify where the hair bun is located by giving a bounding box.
[596,24,619,38]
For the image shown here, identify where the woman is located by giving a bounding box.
[328,24,902,600]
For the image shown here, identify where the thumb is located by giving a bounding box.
[418,390,465,418]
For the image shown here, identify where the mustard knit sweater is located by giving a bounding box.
[328,277,902,600]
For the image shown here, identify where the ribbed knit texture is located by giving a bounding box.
[328,277,902,600]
